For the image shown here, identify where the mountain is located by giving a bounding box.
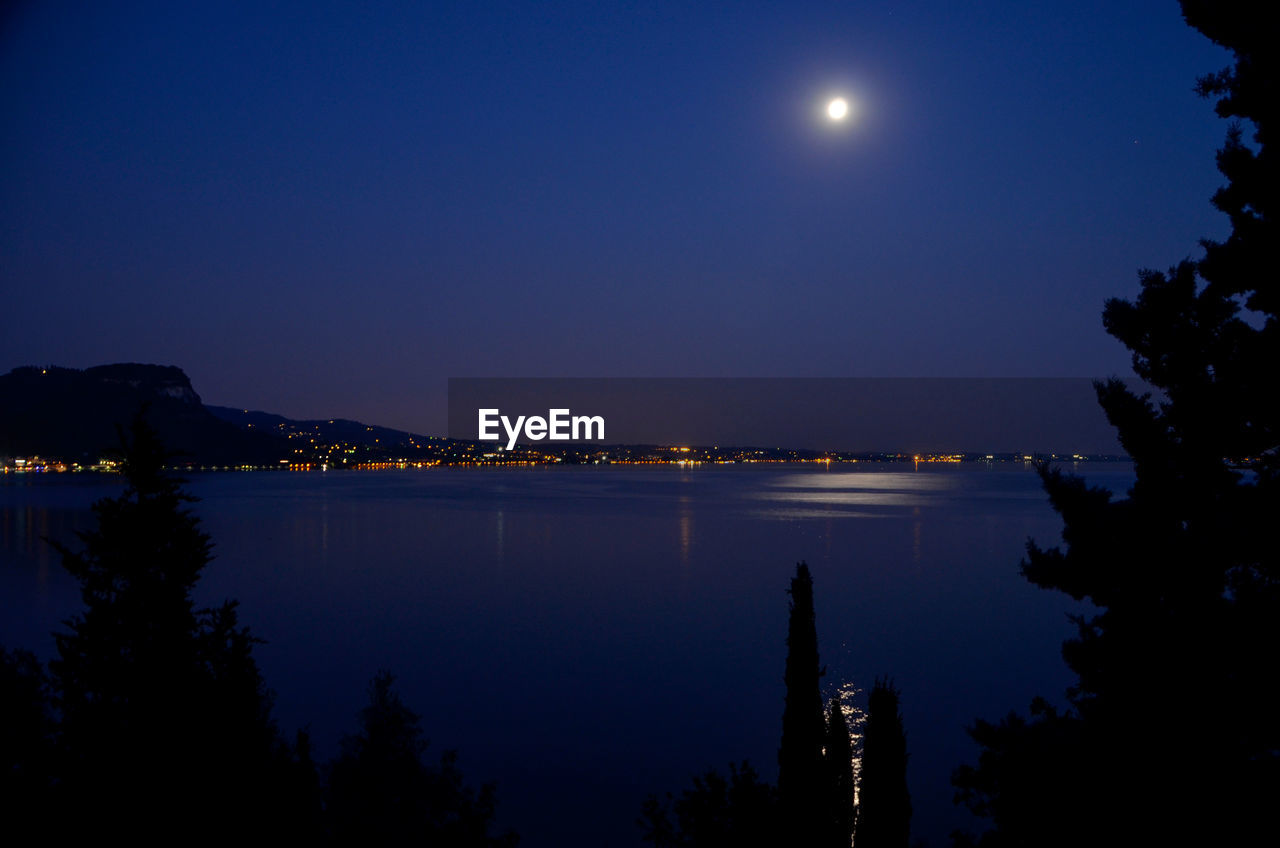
[206,406,433,450]
[0,364,288,466]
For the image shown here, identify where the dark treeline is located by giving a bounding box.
[954,2,1277,846]
[2,413,915,847]
[0,414,516,846]
[639,562,911,848]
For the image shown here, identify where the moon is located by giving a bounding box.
[827,97,849,121]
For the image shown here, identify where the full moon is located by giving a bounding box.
[827,97,849,120]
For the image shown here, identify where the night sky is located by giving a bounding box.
[2,1,1231,434]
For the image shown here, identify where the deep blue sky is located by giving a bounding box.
[2,1,1231,433]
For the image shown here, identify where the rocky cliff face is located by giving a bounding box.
[84,363,203,405]
[0,364,284,464]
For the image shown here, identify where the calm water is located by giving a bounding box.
[0,463,1133,846]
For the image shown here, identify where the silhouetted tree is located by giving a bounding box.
[824,695,856,847]
[50,414,211,833]
[48,413,297,838]
[638,794,681,848]
[283,727,325,842]
[856,678,910,848]
[638,761,778,848]
[778,561,826,843]
[951,699,1090,848]
[642,562,868,846]
[0,645,56,819]
[955,2,1278,844]
[327,670,517,847]
[194,597,303,836]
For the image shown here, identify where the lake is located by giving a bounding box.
[0,463,1132,846]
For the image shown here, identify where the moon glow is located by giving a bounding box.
[827,97,849,121]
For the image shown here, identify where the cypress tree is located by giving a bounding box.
[855,678,910,848]
[777,561,826,842]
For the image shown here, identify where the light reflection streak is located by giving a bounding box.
[747,508,885,521]
[764,472,957,491]
[753,491,936,507]
[911,506,922,563]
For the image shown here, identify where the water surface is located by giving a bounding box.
[0,463,1132,846]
